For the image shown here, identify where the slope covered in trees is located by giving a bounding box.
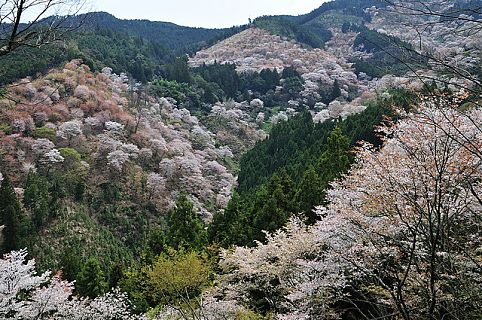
[76,12,233,53]
[1,0,481,319]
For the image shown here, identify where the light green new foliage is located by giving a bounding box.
[144,249,211,307]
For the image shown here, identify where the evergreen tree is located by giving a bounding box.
[330,79,342,101]
[166,194,206,251]
[250,171,295,243]
[48,171,66,216]
[76,257,107,298]
[208,193,248,247]
[0,174,30,253]
[60,246,83,282]
[318,126,353,185]
[281,66,301,79]
[23,171,49,230]
[166,55,192,84]
[294,165,324,223]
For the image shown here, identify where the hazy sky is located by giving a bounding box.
[89,0,329,28]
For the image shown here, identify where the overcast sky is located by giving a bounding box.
[89,0,329,28]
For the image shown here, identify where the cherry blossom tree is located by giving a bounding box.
[0,249,145,319]
[57,120,83,143]
[215,97,481,319]
[107,150,130,172]
[314,100,482,319]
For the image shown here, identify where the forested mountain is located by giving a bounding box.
[75,12,240,52]
[0,12,243,85]
[0,0,481,319]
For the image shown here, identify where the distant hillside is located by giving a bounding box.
[252,0,388,49]
[76,12,241,53]
[0,12,244,85]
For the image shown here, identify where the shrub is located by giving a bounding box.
[0,124,12,135]
[31,127,56,140]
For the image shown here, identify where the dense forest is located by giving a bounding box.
[0,0,481,319]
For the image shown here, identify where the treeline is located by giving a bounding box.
[72,11,229,53]
[252,0,389,49]
[297,0,388,24]
[254,16,333,49]
[0,28,173,85]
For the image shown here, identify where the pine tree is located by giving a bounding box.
[251,171,295,243]
[167,56,192,84]
[166,194,206,251]
[0,174,30,253]
[76,257,107,298]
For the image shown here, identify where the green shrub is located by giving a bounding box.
[32,127,56,140]
[0,124,12,135]
[59,147,82,162]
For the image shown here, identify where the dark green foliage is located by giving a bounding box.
[281,67,301,79]
[24,171,50,230]
[163,56,192,84]
[0,174,31,253]
[209,193,249,247]
[166,195,207,251]
[209,170,296,246]
[72,29,172,82]
[0,29,172,85]
[142,228,169,263]
[237,90,413,195]
[60,246,83,282]
[108,261,125,290]
[331,79,342,101]
[76,12,230,53]
[191,75,225,105]
[0,45,71,85]
[254,16,332,49]
[297,0,388,25]
[237,111,322,194]
[351,27,427,78]
[31,127,56,140]
[249,170,296,242]
[317,127,353,186]
[193,62,240,98]
[294,165,324,221]
[76,257,108,298]
[149,79,203,111]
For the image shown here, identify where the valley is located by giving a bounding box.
[0,0,481,319]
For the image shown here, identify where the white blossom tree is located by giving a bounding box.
[215,97,482,319]
[0,249,145,319]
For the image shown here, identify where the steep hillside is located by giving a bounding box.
[190,27,335,73]
[0,12,242,85]
[190,26,422,125]
[0,29,172,85]
[0,60,265,270]
[1,0,481,318]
